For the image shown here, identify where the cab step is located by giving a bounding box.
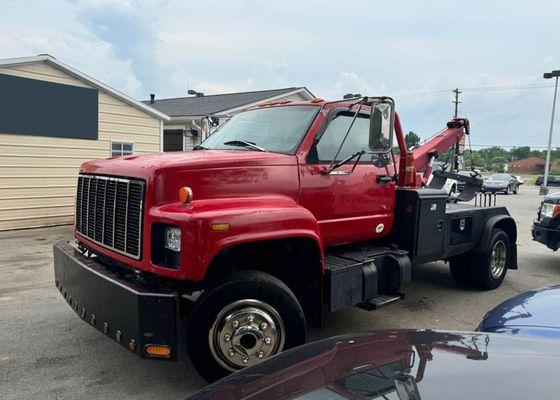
[357,293,404,311]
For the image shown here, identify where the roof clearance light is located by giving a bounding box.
[179,187,193,205]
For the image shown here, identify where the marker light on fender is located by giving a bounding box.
[179,187,193,205]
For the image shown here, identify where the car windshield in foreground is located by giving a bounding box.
[200,105,320,155]
[487,174,509,181]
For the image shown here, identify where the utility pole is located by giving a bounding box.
[452,88,462,170]
[541,70,560,195]
[452,88,462,118]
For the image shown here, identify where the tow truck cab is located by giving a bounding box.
[53,97,517,382]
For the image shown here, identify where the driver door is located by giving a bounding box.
[299,110,395,246]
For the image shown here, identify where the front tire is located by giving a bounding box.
[186,271,306,382]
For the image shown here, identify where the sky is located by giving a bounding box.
[1,0,559,147]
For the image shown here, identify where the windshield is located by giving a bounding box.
[200,105,319,154]
[487,174,509,182]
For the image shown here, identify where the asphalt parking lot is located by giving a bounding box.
[1,185,559,399]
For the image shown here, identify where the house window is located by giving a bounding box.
[111,142,134,157]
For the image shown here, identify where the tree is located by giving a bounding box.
[488,156,508,172]
[510,146,531,160]
[405,131,421,150]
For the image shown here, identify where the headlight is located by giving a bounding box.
[541,203,560,219]
[165,227,181,252]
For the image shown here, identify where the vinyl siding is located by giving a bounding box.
[0,62,162,230]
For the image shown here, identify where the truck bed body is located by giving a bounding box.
[323,188,517,312]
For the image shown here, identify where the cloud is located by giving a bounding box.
[0,0,559,146]
[0,0,144,97]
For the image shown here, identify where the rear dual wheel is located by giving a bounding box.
[449,229,509,290]
[186,271,306,382]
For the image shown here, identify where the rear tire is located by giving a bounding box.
[449,229,510,290]
[471,229,509,290]
[186,271,306,382]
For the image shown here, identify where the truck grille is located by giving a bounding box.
[75,174,145,260]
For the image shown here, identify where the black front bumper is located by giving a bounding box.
[532,222,560,251]
[53,239,180,360]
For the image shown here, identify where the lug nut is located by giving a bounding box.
[103,322,109,335]
[80,307,86,319]
[257,351,264,359]
[228,349,235,357]
[242,356,248,364]
[247,315,254,323]
[115,330,123,343]
[231,320,239,328]
[264,337,272,345]
[260,322,267,330]
[90,314,96,326]
[224,334,231,342]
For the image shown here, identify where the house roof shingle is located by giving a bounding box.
[144,87,312,117]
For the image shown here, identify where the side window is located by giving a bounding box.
[316,113,370,162]
[111,142,134,157]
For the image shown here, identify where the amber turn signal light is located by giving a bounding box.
[145,344,172,358]
[178,187,193,205]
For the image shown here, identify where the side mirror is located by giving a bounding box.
[369,98,395,153]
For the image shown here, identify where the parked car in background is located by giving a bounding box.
[188,329,560,400]
[532,191,560,250]
[482,173,519,194]
[478,285,560,339]
[535,175,560,187]
[514,175,524,185]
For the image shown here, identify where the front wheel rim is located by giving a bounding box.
[490,240,507,279]
[209,299,285,371]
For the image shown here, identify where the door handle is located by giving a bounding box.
[377,175,393,184]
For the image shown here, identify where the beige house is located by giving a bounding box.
[0,55,169,231]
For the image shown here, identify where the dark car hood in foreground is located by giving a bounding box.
[479,285,560,338]
[187,330,560,400]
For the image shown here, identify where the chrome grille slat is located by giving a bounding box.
[75,174,145,260]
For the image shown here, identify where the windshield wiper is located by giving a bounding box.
[223,140,266,152]
[193,145,207,150]
[323,150,366,175]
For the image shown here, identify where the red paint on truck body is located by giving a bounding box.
[76,101,401,282]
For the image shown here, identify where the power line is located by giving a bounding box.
[393,82,557,104]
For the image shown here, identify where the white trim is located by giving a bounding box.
[159,120,164,152]
[110,140,135,157]
[0,55,170,121]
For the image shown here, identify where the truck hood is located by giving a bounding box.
[80,150,297,179]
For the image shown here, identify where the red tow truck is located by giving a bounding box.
[53,96,517,382]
